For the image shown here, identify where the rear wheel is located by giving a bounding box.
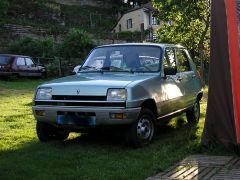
[126,109,156,148]
[36,121,69,142]
[186,101,200,124]
[11,73,19,80]
[40,72,47,79]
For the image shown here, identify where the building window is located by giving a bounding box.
[152,16,158,25]
[127,19,133,29]
[152,32,157,40]
[168,20,173,26]
[119,24,122,32]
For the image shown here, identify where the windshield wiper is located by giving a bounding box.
[101,66,125,71]
[79,66,98,72]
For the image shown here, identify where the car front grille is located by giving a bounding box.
[34,100,126,108]
[52,95,106,101]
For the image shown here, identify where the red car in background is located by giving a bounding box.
[0,54,46,78]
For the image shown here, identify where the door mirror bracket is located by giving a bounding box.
[164,67,177,77]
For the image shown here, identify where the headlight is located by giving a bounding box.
[107,89,127,101]
[35,88,52,100]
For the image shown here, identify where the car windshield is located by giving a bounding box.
[0,56,11,65]
[80,45,161,73]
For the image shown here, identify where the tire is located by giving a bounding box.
[36,121,69,142]
[53,131,69,141]
[186,101,200,124]
[11,73,19,80]
[41,72,47,79]
[126,108,156,148]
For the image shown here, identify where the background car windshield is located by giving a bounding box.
[81,46,161,72]
[0,56,11,65]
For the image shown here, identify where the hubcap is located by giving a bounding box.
[137,118,153,140]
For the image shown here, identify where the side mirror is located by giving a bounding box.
[72,65,82,74]
[164,66,177,76]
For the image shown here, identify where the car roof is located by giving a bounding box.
[0,54,31,58]
[97,43,186,49]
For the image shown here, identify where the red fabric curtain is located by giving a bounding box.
[226,0,240,144]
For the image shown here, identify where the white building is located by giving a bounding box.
[112,2,160,41]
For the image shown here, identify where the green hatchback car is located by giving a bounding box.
[32,43,203,147]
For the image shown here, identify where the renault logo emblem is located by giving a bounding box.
[76,89,80,95]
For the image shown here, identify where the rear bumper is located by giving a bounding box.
[32,106,141,126]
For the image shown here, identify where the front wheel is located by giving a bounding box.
[126,109,156,148]
[186,101,200,124]
[36,121,69,142]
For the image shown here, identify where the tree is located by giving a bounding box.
[0,0,9,17]
[125,0,151,6]
[112,0,150,6]
[58,28,95,59]
[153,0,211,81]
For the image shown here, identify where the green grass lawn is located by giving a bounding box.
[0,79,232,180]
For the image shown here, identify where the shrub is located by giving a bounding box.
[8,37,55,58]
[58,28,95,59]
[0,0,9,17]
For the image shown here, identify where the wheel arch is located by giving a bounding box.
[197,91,203,102]
[141,99,158,117]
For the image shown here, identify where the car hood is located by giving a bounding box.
[41,73,157,96]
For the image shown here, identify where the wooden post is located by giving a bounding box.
[140,23,144,42]
[57,57,62,77]
[90,13,93,28]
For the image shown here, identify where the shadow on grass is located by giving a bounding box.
[0,118,230,180]
[1,117,200,150]
[24,102,33,107]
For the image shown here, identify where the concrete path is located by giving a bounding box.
[147,155,240,180]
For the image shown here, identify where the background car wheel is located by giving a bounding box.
[36,121,69,142]
[41,72,47,79]
[11,73,19,80]
[126,108,156,148]
[186,101,200,124]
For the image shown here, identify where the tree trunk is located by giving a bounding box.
[199,43,205,86]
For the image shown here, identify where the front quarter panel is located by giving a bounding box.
[126,75,162,111]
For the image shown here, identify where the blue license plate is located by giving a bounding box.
[57,115,96,126]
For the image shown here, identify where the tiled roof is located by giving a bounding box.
[125,2,156,13]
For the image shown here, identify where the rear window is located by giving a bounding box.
[0,56,11,65]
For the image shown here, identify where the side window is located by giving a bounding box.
[25,58,34,66]
[16,58,26,66]
[162,48,177,76]
[176,49,191,72]
[163,48,176,69]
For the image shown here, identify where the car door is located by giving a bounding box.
[175,48,197,108]
[25,57,40,77]
[158,47,185,115]
[16,57,27,76]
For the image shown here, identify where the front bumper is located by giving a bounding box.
[32,106,141,126]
